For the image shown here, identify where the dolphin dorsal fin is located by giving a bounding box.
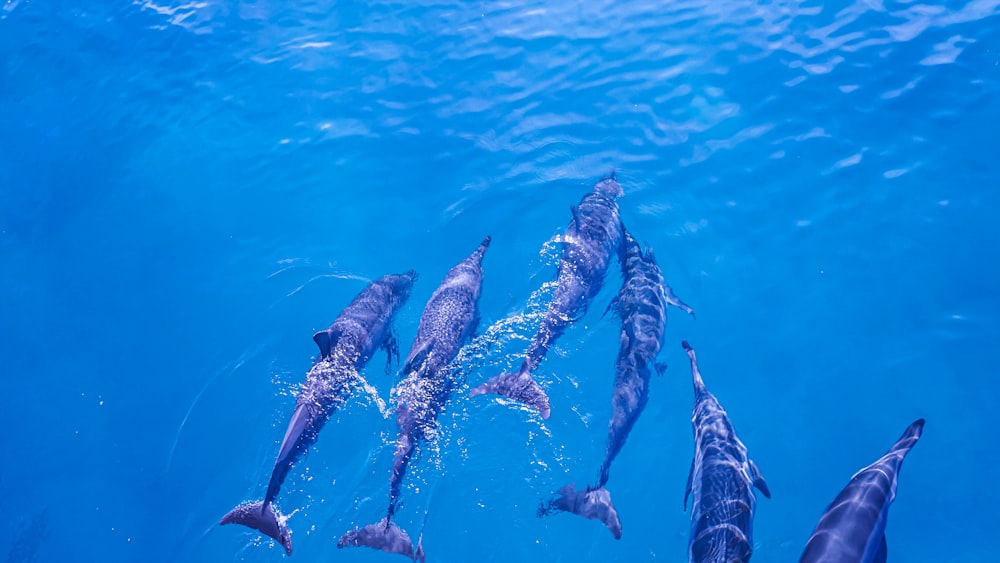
[313,328,341,358]
[683,458,694,511]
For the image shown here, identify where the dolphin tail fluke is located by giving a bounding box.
[468,367,551,419]
[542,484,622,539]
[338,518,424,562]
[220,501,292,555]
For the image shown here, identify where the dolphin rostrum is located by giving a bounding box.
[540,229,693,538]
[469,175,624,419]
[338,238,490,562]
[682,341,771,563]
[799,418,925,563]
[220,271,416,555]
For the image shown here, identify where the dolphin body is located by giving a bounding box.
[338,238,491,562]
[220,271,416,555]
[541,230,693,538]
[799,419,924,563]
[682,341,771,563]
[469,176,624,419]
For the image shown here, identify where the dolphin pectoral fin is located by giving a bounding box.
[750,459,771,499]
[220,501,292,555]
[569,205,582,231]
[313,328,341,358]
[549,485,622,539]
[683,458,694,511]
[402,340,434,376]
[469,369,551,419]
[383,330,400,376]
[470,312,482,339]
[874,534,888,563]
[665,285,695,318]
[601,294,621,320]
[338,518,419,560]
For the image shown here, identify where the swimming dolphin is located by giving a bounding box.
[799,418,925,563]
[540,230,693,538]
[469,175,624,419]
[220,271,416,555]
[338,238,490,562]
[682,341,771,563]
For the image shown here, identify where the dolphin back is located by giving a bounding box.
[341,240,490,562]
[682,341,770,563]
[470,179,625,419]
[221,269,416,555]
[799,419,925,563]
[314,270,416,364]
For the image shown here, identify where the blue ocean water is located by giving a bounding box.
[2,0,999,561]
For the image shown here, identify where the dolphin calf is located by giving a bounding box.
[220,271,415,555]
[682,341,771,563]
[799,418,924,563]
[469,175,624,419]
[338,238,490,562]
[540,230,693,538]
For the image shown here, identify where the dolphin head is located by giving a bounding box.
[594,176,623,198]
[384,270,417,300]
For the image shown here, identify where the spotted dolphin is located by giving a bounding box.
[540,230,693,538]
[220,271,415,555]
[682,341,771,563]
[469,176,624,419]
[799,418,924,563]
[338,238,490,562]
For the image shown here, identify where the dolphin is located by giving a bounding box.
[799,418,925,563]
[540,230,693,538]
[469,175,624,419]
[220,271,416,555]
[338,238,490,562]
[682,341,771,563]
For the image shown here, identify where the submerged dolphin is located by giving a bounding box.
[469,176,624,419]
[799,419,925,563]
[220,271,415,555]
[338,238,490,562]
[541,230,693,538]
[682,341,771,563]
